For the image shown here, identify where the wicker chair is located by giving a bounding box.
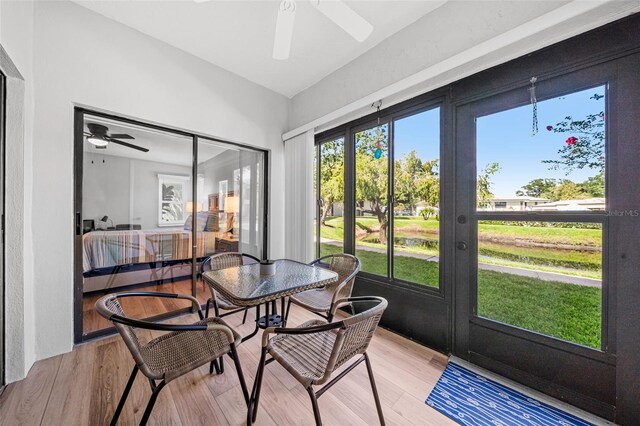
[201,252,260,321]
[249,296,388,426]
[94,292,249,426]
[285,254,360,323]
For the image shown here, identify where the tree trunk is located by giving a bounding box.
[320,201,332,226]
[378,218,388,244]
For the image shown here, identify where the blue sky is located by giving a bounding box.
[393,86,605,197]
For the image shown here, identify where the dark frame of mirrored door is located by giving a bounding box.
[73,107,269,343]
[0,71,6,388]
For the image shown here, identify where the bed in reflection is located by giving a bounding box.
[82,214,224,293]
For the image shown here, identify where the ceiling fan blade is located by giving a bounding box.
[311,0,373,42]
[273,0,297,60]
[108,138,149,153]
[108,133,135,140]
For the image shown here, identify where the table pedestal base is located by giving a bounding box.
[257,314,282,328]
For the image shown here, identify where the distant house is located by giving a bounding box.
[531,197,605,211]
[480,196,550,211]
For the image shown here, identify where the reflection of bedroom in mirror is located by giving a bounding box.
[77,109,266,340]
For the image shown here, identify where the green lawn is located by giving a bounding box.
[319,216,603,277]
[320,242,601,349]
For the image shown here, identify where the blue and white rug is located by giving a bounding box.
[426,362,593,426]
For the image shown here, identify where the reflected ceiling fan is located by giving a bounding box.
[195,0,373,60]
[84,123,149,153]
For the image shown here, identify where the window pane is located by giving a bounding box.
[477,86,606,211]
[355,124,389,276]
[393,108,440,287]
[477,220,602,349]
[318,138,345,258]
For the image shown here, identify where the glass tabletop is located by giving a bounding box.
[202,259,339,306]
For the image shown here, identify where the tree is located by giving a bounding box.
[394,151,439,215]
[547,180,588,201]
[580,172,605,198]
[477,162,501,208]
[543,93,605,174]
[318,140,344,225]
[355,126,389,244]
[516,178,558,198]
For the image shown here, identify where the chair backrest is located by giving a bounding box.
[324,296,387,379]
[201,252,260,300]
[94,294,146,367]
[310,254,360,300]
[201,252,260,273]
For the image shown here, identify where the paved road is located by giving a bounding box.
[321,239,601,288]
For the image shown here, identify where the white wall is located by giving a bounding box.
[288,0,639,132]
[83,153,192,230]
[23,0,287,365]
[0,0,36,382]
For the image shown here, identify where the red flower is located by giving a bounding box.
[566,136,578,146]
[546,125,553,131]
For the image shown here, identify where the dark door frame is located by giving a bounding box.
[73,107,270,343]
[453,63,617,419]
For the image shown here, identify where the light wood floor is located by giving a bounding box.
[1,301,456,426]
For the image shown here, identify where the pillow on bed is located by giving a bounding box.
[184,212,209,231]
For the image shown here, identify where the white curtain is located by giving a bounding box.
[284,130,315,263]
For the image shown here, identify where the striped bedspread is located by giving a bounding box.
[82,229,214,272]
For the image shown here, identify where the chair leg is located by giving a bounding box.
[242,308,248,325]
[209,358,220,375]
[350,302,356,316]
[307,386,323,426]
[229,343,250,405]
[364,353,385,426]
[250,347,268,424]
[139,380,166,426]
[205,298,212,318]
[284,298,292,323]
[219,355,225,374]
[110,365,138,426]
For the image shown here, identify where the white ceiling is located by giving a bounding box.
[83,115,229,166]
[72,0,448,98]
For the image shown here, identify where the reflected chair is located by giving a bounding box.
[285,254,360,323]
[249,296,388,426]
[94,292,249,426]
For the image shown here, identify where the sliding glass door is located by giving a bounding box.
[75,109,267,341]
[194,137,265,303]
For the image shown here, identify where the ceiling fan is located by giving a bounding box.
[195,0,373,60]
[84,123,149,153]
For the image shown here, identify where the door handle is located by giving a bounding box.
[457,241,468,251]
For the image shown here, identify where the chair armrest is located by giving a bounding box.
[260,321,345,347]
[114,291,204,319]
[330,296,387,317]
[108,314,235,343]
